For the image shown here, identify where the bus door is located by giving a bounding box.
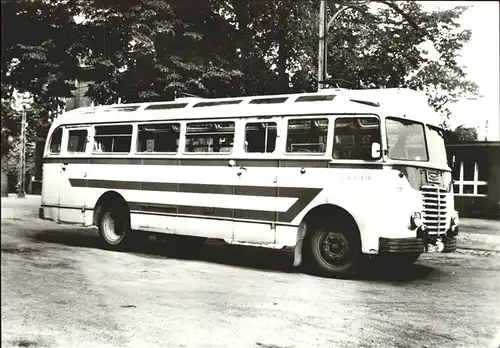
[57,126,91,224]
[232,120,279,244]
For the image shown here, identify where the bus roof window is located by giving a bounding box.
[144,103,188,110]
[193,100,242,108]
[249,97,288,104]
[295,95,336,102]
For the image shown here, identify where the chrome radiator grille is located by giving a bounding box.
[421,185,448,234]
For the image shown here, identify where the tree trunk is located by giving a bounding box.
[1,169,8,197]
[278,2,288,93]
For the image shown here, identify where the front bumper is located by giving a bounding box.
[379,237,426,253]
[379,227,458,254]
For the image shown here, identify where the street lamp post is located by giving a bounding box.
[318,1,365,91]
[318,1,370,91]
[17,105,27,198]
[317,0,326,91]
[317,0,426,91]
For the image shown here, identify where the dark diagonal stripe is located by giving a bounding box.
[72,179,321,223]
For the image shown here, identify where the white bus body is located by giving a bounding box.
[39,88,459,278]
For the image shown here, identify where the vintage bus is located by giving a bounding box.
[39,87,459,278]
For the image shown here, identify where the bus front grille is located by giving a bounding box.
[421,185,448,234]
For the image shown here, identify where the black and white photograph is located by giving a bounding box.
[1,1,499,347]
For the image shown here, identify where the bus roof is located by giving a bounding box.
[55,88,444,128]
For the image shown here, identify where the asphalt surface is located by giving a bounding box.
[1,195,500,348]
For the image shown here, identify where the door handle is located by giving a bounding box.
[237,167,247,176]
[61,163,68,171]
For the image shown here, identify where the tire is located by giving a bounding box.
[308,224,361,279]
[98,203,133,250]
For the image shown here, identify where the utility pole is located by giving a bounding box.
[17,106,27,198]
[317,0,327,91]
[317,1,370,91]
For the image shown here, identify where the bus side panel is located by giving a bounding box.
[317,169,421,254]
[58,161,88,225]
[130,213,233,239]
[275,225,299,247]
[83,162,235,240]
[232,165,280,244]
[41,160,61,222]
[232,222,274,244]
[83,209,94,227]
[285,167,391,255]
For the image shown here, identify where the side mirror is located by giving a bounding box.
[371,142,381,159]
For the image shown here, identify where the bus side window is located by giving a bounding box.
[93,125,132,153]
[49,127,63,154]
[67,129,88,153]
[137,123,180,153]
[333,117,381,160]
[286,118,328,153]
[244,122,277,153]
[185,121,235,153]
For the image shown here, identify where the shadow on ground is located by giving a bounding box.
[30,228,435,282]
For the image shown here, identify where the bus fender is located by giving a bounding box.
[293,220,307,267]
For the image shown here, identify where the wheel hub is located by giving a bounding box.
[319,232,349,266]
[103,212,123,243]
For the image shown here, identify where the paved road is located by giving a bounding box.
[2,195,500,348]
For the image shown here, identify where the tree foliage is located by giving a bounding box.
[1,0,481,174]
[322,1,478,119]
[446,125,479,144]
[2,0,83,110]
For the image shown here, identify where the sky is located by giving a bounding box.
[419,1,499,140]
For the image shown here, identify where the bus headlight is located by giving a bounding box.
[410,212,423,229]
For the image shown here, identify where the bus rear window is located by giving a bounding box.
[49,128,63,154]
[137,123,180,153]
[286,118,328,153]
[94,125,132,153]
[185,122,235,153]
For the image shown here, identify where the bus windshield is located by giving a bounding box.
[426,125,448,165]
[386,118,428,161]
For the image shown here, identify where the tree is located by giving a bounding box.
[1,0,84,172]
[77,0,245,104]
[320,1,478,119]
[1,0,479,124]
[1,0,83,110]
[446,125,478,144]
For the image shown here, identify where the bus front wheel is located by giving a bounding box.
[308,225,361,279]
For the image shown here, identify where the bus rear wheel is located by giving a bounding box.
[308,225,361,278]
[98,205,133,250]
